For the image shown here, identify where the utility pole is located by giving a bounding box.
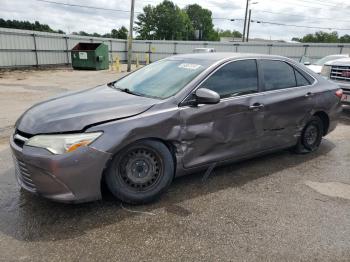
[242,0,249,42]
[246,9,252,42]
[127,0,135,72]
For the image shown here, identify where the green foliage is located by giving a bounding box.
[292,31,350,43]
[71,27,128,39]
[0,18,65,34]
[339,34,350,43]
[135,1,194,40]
[135,1,219,41]
[217,29,242,38]
[0,18,128,39]
[185,4,218,41]
[111,26,128,39]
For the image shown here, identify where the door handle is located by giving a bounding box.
[249,103,264,111]
[305,92,314,97]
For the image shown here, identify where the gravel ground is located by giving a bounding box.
[0,68,349,262]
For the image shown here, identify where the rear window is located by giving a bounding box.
[295,69,311,86]
[261,60,313,91]
[261,60,296,91]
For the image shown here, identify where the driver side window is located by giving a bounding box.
[201,59,258,98]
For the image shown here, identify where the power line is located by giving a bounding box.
[292,0,343,7]
[36,0,350,32]
[250,19,350,31]
[260,0,348,10]
[36,0,142,13]
[254,10,350,23]
[217,17,350,31]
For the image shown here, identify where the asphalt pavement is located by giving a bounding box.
[0,69,349,261]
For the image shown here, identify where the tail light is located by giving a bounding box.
[335,89,343,99]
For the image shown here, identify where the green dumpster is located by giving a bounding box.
[71,43,109,70]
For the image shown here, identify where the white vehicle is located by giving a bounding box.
[303,54,349,74]
[193,48,215,53]
[321,57,350,105]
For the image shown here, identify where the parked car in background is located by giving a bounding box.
[321,57,350,105]
[11,53,342,204]
[193,48,215,53]
[301,54,349,74]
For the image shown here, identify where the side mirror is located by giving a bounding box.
[195,88,220,104]
[303,61,311,65]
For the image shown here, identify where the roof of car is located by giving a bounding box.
[170,52,287,62]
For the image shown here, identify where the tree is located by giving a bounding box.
[217,29,242,38]
[0,18,65,34]
[110,26,128,39]
[135,5,156,39]
[184,4,218,41]
[340,34,350,43]
[70,27,128,39]
[135,0,194,40]
[291,31,350,43]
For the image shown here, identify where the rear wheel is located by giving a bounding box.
[294,116,323,154]
[105,140,174,204]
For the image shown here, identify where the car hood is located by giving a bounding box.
[16,84,158,134]
[306,65,322,74]
[325,57,350,66]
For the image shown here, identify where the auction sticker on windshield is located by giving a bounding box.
[178,63,202,70]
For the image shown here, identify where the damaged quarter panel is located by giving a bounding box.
[86,98,183,160]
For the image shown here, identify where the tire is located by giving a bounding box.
[105,140,174,204]
[294,116,323,154]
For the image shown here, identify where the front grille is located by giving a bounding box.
[13,158,36,192]
[330,65,350,85]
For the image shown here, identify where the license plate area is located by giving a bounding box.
[342,94,350,102]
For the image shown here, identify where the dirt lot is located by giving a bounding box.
[0,68,350,261]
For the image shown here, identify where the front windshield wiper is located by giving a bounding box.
[113,85,143,97]
[112,83,162,100]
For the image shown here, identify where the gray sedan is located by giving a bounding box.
[11,53,343,204]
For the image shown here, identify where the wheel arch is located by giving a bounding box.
[313,111,329,136]
[101,137,178,183]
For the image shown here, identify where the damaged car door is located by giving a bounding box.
[179,59,265,168]
[258,59,316,148]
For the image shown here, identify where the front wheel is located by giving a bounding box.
[105,140,174,204]
[294,116,323,154]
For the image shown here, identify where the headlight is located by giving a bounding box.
[320,65,331,78]
[25,132,102,154]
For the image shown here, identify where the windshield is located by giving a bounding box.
[114,59,209,99]
[314,56,346,66]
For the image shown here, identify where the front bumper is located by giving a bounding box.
[10,135,112,203]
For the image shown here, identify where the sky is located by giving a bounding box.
[1,0,350,41]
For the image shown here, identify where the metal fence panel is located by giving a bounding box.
[270,45,305,60]
[37,51,67,65]
[1,27,350,68]
[306,46,342,58]
[0,51,36,67]
[36,35,66,50]
[342,46,350,54]
[0,32,34,50]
